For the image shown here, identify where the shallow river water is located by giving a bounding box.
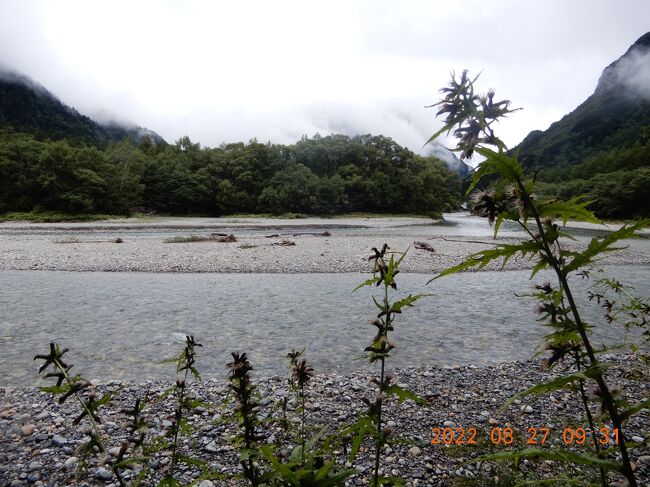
[1,266,648,385]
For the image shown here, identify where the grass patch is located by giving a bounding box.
[224,212,309,219]
[0,211,121,223]
[163,235,210,243]
[329,212,439,219]
[163,234,237,243]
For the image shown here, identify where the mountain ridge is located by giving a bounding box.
[516,32,650,170]
[0,68,165,146]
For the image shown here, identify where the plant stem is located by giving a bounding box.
[300,389,306,462]
[373,282,389,487]
[53,357,126,487]
[574,351,607,487]
[170,367,189,480]
[518,179,637,487]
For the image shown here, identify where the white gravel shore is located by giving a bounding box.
[1,215,649,273]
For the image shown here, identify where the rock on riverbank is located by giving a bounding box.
[0,356,648,486]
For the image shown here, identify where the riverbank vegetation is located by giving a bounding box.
[0,128,460,219]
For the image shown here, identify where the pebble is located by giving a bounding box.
[20,424,36,436]
[639,455,650,465]
[407,446,421,457]
[631,435,645,443]
[64,456,78,469]
[51,435,67,447]
[521,405,534,414]
[95,467,113,481]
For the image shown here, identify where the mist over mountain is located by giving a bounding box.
[425,141,472,178]
[517,32,650,170]
[0,68,164,146]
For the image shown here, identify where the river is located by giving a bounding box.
[1,264,648,385]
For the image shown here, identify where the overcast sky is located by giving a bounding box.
[1,0,649,155]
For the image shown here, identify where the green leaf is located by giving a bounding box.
[111,456,150,469]
[466,148,524,195]
[500,366,606,412]
[94,392,113,408]
[430,241,541,282]
[389,294,430,313]
[157,477,182,487]
[466,447,623,472]
[620,397,650,422]
[259,445,300,483]
[383,384,428,404]
[353,276,380,292]
[177,454,206,468]
[562,220,649,275]
[39,385,70,394]
[537,197,601,225]
[341,417,373,461]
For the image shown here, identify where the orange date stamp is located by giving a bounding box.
[431,426,620,446]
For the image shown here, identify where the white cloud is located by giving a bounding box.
[1,0,649,152]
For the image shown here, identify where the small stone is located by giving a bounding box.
[28,461,41,472]
[638,455,650,465]
[443,420,455,427]
[51,435,67,447]
[408,446,421,457]
[198,481,215,487]
[387,420,397,428]
[0,409,15,418]
[20,424,36,436]
[488,418,499,425]
[95,467,113,481]
[108,447,122,457]
[64,457,78,470]
[205,441,218,453]
[521,405,534,414]
[631,435,644,443]
[34,433,48,441]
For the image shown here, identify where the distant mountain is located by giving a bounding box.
[0,69,165,146]
[517,32,650,170]
[426,141,473,178]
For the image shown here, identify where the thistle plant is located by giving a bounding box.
[158,334,203,486]
[349,244,427,487]
[287,348,314,461]
[227,351,262,486]
[257,349,355,486]
[34,343,126,486]
[428,70,648,486]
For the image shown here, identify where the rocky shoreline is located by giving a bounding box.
[1,356,648,487]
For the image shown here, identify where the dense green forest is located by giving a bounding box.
[0,128,460,217]
[534,135,650,218]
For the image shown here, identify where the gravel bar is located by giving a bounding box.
[1,217,649,274]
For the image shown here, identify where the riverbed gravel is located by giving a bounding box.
[0,355,648,486]
[1,216,649,274]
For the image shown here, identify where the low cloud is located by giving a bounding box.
[615,48,650,99]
